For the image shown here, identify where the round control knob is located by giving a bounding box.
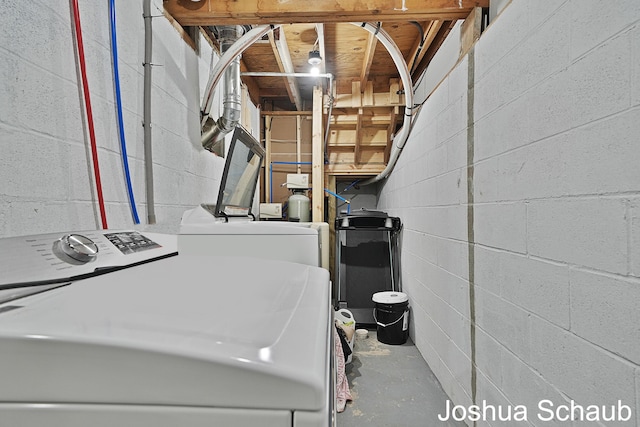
[54,234,99,264]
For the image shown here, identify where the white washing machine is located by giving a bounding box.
[178,125,329,269]
[180,206,329,269]
[0,230,334,427]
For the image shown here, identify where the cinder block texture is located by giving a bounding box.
[496,109,640,201]
[529,316,636,408]
[475,286,531,360]
[474,202,527,253]
[499,253,570,329]
[527,198,628,274]
[0,0,226,236]
[498,349,571,427]
[632,199,640,278]
[378,0,640,421]
[570,269,640,365]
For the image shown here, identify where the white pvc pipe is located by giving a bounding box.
[355,22,414,185]
[199,22,414,185]
[200,25,281,126]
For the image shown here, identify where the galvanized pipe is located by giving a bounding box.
[201,25,279,126]
[201,26,245,152]
[200,23,413,184]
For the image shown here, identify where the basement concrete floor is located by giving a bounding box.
[337,329,464,427]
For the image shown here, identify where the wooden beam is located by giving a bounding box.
[241,84,251,132]
[269,31,303,110]
[162,9,197,50]
[164,0,490,26]
[389,78,400,105]
[354,108,363,164]
[326,163,385,175]
[460,7,483,57]
[258,88,298,98]
[362,81,374,107]
[385,105,399,163]
[412,20,456,77]
[199,26,220,53]
[265,115,273,202]
[360,28,378,84]
[327,174,336,284]
[260,110,313,116]
[406,21,443,74]
[312,86,324,222]
[351,81,362,108]
[239,60,261,106]
[333,91,404,108]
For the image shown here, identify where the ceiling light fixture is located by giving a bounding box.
[307,50,322,65]
[308,50,322,75]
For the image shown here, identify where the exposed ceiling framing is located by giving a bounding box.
[164,0,489,177]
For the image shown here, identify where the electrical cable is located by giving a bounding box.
[71,0,108,229]
[409,21,426,75]
[109,0,140,224]
[142,0,156,224]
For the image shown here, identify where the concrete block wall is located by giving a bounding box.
[379,47,474,410]
[0,0,230,237]
[378,0,640,425]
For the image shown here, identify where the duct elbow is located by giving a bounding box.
[201,113,241,154]
[201,116,227,154]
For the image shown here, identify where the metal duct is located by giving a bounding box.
[199,23,413,184]
[201,26,244,154]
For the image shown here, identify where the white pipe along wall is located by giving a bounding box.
[377,0,640,424]
[0,0,237,236]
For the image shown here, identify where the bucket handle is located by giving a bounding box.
[373,309,407,328]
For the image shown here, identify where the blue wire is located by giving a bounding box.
[109,0,140,224]
[342,179,361,192]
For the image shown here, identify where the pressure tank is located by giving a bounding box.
[288,190,310,222]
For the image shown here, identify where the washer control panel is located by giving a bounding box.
[0,230,177,287]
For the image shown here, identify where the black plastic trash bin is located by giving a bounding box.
[372,291,410,345]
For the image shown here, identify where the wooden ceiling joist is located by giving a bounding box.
[269,31,303,110]
[411,20,457,78]
[166,0,489,181]
[360,25,379,84]
[406,21,443,74]
[164,0,490,26]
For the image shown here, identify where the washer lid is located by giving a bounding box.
[372,291,408,304]
[0,255,331,411]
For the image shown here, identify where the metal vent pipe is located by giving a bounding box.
[201,26,244,153]
[199,23,413,184]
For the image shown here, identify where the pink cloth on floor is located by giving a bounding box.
[335,327,352,412]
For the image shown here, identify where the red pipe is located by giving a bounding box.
[71,0,108,229]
